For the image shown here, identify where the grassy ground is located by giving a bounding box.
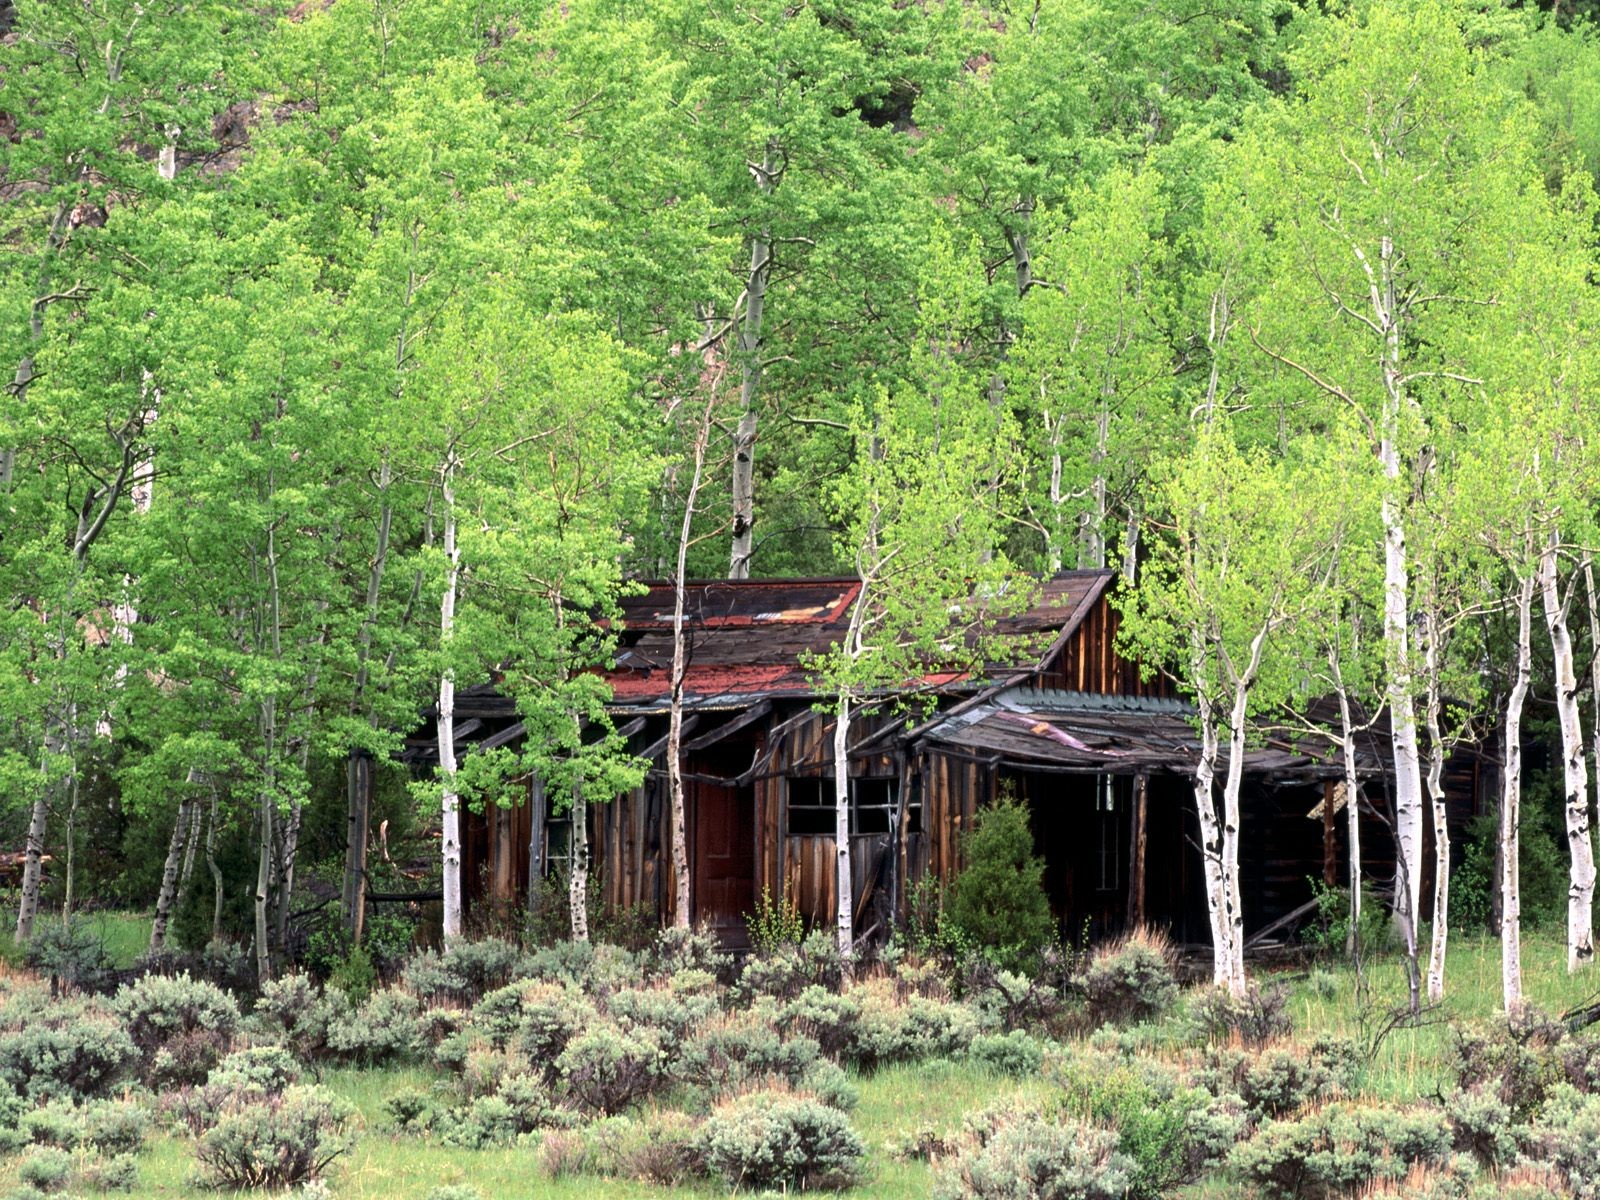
[0,924,1591,1198]
[0,910,153,969]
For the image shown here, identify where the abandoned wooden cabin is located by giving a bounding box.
[408,571,1486,950]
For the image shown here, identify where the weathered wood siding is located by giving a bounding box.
[1037,593,1172,697]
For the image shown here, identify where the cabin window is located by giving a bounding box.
[1096,775,1120,892]
[784,777,906,836]
[850,777,898,835]
[786,778,834,835]
[544,803,573,877]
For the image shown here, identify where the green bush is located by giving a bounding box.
[943,795,1057,973]
[1061,1054,1244,1199]
[700,1090,865,1192]
[0,1017,138,1102]
[676,1012,822,1102]
[16,1146,72,1194]
[19,1101,82,1149]
[1229,1103,1451,1199]
[22,920,113,992]
[745,887,804,953]
[111,972,239,1087]
[968,1030,1045,1077]
[651,926,732,983]
[403,938,527,1004]
[1077,931,1178,1026]
[192,1084,355,1190]
[81,1101,148,1156]
[932,1101,1134,1200]
[607,985,717,1054]
[1304,879,1395,958]
[781,987,863,1061]
[251,974,347,1064]
[1190,982,1292,1049]
[556,1022,665,1115]
[1523,1085,1600,1198]
[1199,1037,1361,1119]
[80,1153,140,1193]
[210,1046,302,1094]
[327,987,424,1065]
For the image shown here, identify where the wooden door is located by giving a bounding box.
[692,776,757,936]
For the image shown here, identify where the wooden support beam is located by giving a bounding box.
[682,700,773,753]
[1130,771,1148,930]
[1323,780,1337,888]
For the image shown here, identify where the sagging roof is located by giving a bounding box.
[919,687,1393,781]
[607,572,1112,710]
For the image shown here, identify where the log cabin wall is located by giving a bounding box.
[1037,593,1173,698]
[755,708,902,930]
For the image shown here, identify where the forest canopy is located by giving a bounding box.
[2,0,1600,1000]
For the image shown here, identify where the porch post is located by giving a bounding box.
[1130,772,1148,930]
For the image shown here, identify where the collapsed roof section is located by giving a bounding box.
[607,572,1111,711]
[918,688,1395,784]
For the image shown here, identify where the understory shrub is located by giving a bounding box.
[943,795,1057,973]
[111,973,239,1087]
[404,939,528,1005]
[1229,1103,1451,1199]
[327,987,425,1065]
[191,1084,355,1190]
[0,1015,137,1102]
[251,974,348,1063]
[545,1110,706,1186]
[1061,1053,1248,1198]
[80,1153,140,1193]
[700,1089,865,1192]
[556,1022,665,1115]
[1521,1085,1600,1198]
[1190,982,1292,1048]
[16,1146,73,1193]
[968,1030,1045,1077]
[1198,1036,1363,1119]
[1077,929,1178,1027]
[932,1101,1135,1200]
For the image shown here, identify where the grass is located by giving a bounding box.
[0,922,1593,1198]
[0,909,153,969]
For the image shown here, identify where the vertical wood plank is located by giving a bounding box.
[1130,772,1148,929]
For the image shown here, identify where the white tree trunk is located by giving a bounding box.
[438,458,463,944]
[1332,664,1363,962]
[1502,568,1535,1010]
[834,698,854,958]
[569,783,589,943]
[668,382,717,928]
[1221,681,1251,994]
[1422,610,1450,1001]
[254,697,276,985]
[1189,638,1233,992]
[206,785,224,944]
[729,144,776,580]
[150,775,200,953]
[1541,531,1595,971]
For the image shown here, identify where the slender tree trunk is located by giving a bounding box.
[1541,531,1595,971]
[729,143,776,580]
[569,782,589,942]
[1332,656,1364,963]
[254,697,276,985]
[833,697,854,958]
[344,459,394,938]
[61,768,80,925]
[1422,611,1450,1001]
[175,799,202,920]
[151,779,199,953]
[1189,638,1233,991]
[206,785,224,944]
[668,379,718,928]
[1221,680,1251,994]
[1502,567,1535,1010]
[438,456,462,944]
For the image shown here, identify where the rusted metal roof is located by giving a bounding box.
[920,688,1392,781]
[607,573,1110,709]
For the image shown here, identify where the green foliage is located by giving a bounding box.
[931,1100,1135,1200]
[191,1085,355,1191]
[111,972,239,1087]
[966,1031,1045,1078]
[1077,932,1179,1027]
[1305,878,1397,959]
[15,1146,72,1194]
[944,795,1057,973]
[1190,983,1293,1049]
[699,1090,865,1193]
[0,1015,138,1103]
[744,888,805,955]
[1228,1103,1452,1199]
[556,1022,665,1116]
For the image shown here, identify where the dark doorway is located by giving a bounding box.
[692,772,757,939]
